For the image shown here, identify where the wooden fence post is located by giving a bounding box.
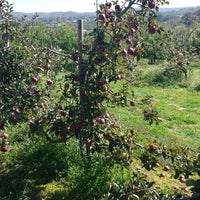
[77,19,85,158]
[78,19,83,51]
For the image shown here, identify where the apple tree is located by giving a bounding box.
[0,0,77,151]
[0,0,39,151]
[26,0,168,161]
[0,0,168,162]
[2,1,200,198]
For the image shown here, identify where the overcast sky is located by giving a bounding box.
[9,0,200,13]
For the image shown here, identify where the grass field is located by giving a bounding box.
[111,60,200,148]
[0,60,200,199]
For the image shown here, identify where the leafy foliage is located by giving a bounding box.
[1,0,169,160]
[0,0,200,199]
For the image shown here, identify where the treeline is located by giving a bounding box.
[11,6,200,25]
[12,11,96,23]
[24,13,199,63]
[158,6,200,23]
[23,21,78,51]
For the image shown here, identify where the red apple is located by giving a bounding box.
[130,100,135,106]
[181,186,188,192]
[3,132,8,139]
[98,118,105,124]
[107,11,114,18]
[127,47,138,57]
[130,24,138,31]
[46,79,53,85]
[149,144,158,152]
[148,1,155,9]
[145,165,151,171]
[15,108,20,113]
[1,145,8,152]
[129,28,136,36]
[69,123,76,131]
[73,55,80,62]
[115,38,120,43]
[80,89,86,97]
[179,175,185,180]
[159,172,165,177]
[149,26,157,34]
[164,165,170,171]
[97,146,103,153]
[126,38,132,45]
[31,76,38,83]
[34,88,40,95]
[115,4,121,11]
[141,158,147,164]
[92,119,97,125]
[180,177,186,183]
[85,139,92,148]
[143,172,148,178]
[174,185,179,191]
[46,63,51,70]
[98,47,105,53]
[104,79,109,84]
[98,13,106,22]
[39,102,44,108]
[101,86,107,92]
[154,162,160,167]
[94,38,100,46]
[115,74,121,80]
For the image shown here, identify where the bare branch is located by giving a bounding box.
[119,0,137,17]
[30,47,72,67]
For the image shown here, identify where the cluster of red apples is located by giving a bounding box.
[0,125,9,152]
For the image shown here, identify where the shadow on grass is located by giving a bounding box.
[64,160,112,200]
[0,141,70,199]
[0,140,113,200]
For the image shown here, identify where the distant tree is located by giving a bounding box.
[23,20,78,51]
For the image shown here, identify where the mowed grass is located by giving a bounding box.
[110,60,200,150]
[119,87,200,145]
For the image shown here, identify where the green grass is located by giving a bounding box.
[0,134,127,200]
[110,85,200,150]
[1,60,200,199]
[116,60,200,149]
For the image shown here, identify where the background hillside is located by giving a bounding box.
[11,6,200,24]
